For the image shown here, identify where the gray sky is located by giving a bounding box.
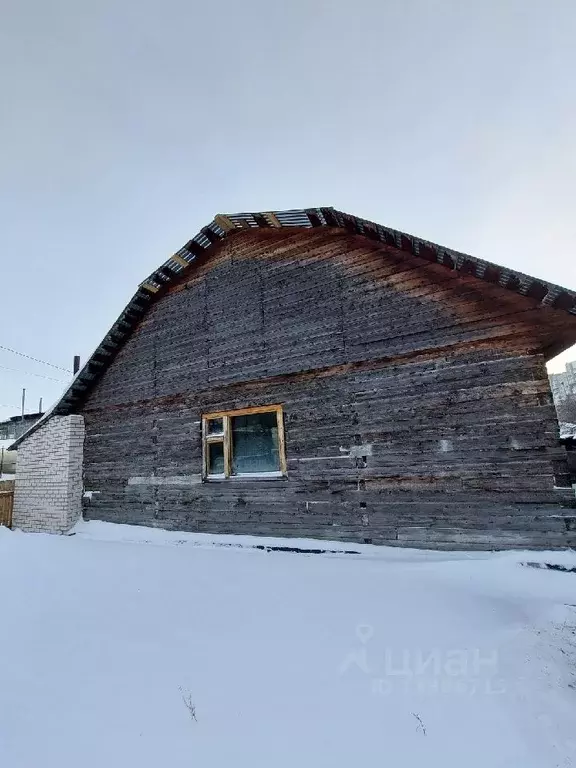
[1,0,576,418]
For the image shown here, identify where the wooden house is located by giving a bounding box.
[11,208,576,548]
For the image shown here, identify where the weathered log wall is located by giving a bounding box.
[79,229,576,548]
[564,440,576,484]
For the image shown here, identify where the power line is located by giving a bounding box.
[0,363,68,383]
[0,344,71,373]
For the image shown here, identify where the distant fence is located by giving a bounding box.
[0,480,14,528]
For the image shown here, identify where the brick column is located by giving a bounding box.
[13,415,85,533]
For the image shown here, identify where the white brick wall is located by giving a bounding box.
[13,415,85,533]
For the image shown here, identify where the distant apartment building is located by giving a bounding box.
[550,361,576,403]
[0,413,45,476]
[0,412,45,442]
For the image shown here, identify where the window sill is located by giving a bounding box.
[204,471,287,482]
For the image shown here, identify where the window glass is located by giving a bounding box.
[207,418,224,436]
[231,411,279,474]
[208,441,225,475]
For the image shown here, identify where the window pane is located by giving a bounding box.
[208,441,225,475]
[207,418,224,436]
[231,411,280,474]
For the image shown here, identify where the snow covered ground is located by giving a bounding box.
[0,522,575,768]
[560,422,576,439]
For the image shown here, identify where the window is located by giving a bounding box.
[202,405,286,479]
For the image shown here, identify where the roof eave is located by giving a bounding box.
[12,206,576,445]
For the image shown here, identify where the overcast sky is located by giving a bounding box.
[1,0,575,418]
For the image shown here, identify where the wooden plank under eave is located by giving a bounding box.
[552,291,576,311]
[129,300,149,313]
[201,226,221,244]
[101,338,120,351]
[320,208,339,228]
[252,213,272,228]
[264,212,283,228]
[185,240,206,258]
[170,253,191,268]
[140,282,161,293]
[156,266,174,280]
[305,210,323,228]
[214,214,237,232]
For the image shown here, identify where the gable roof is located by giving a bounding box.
[11,206,576,449]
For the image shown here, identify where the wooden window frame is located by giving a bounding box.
[202,405,287,480]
